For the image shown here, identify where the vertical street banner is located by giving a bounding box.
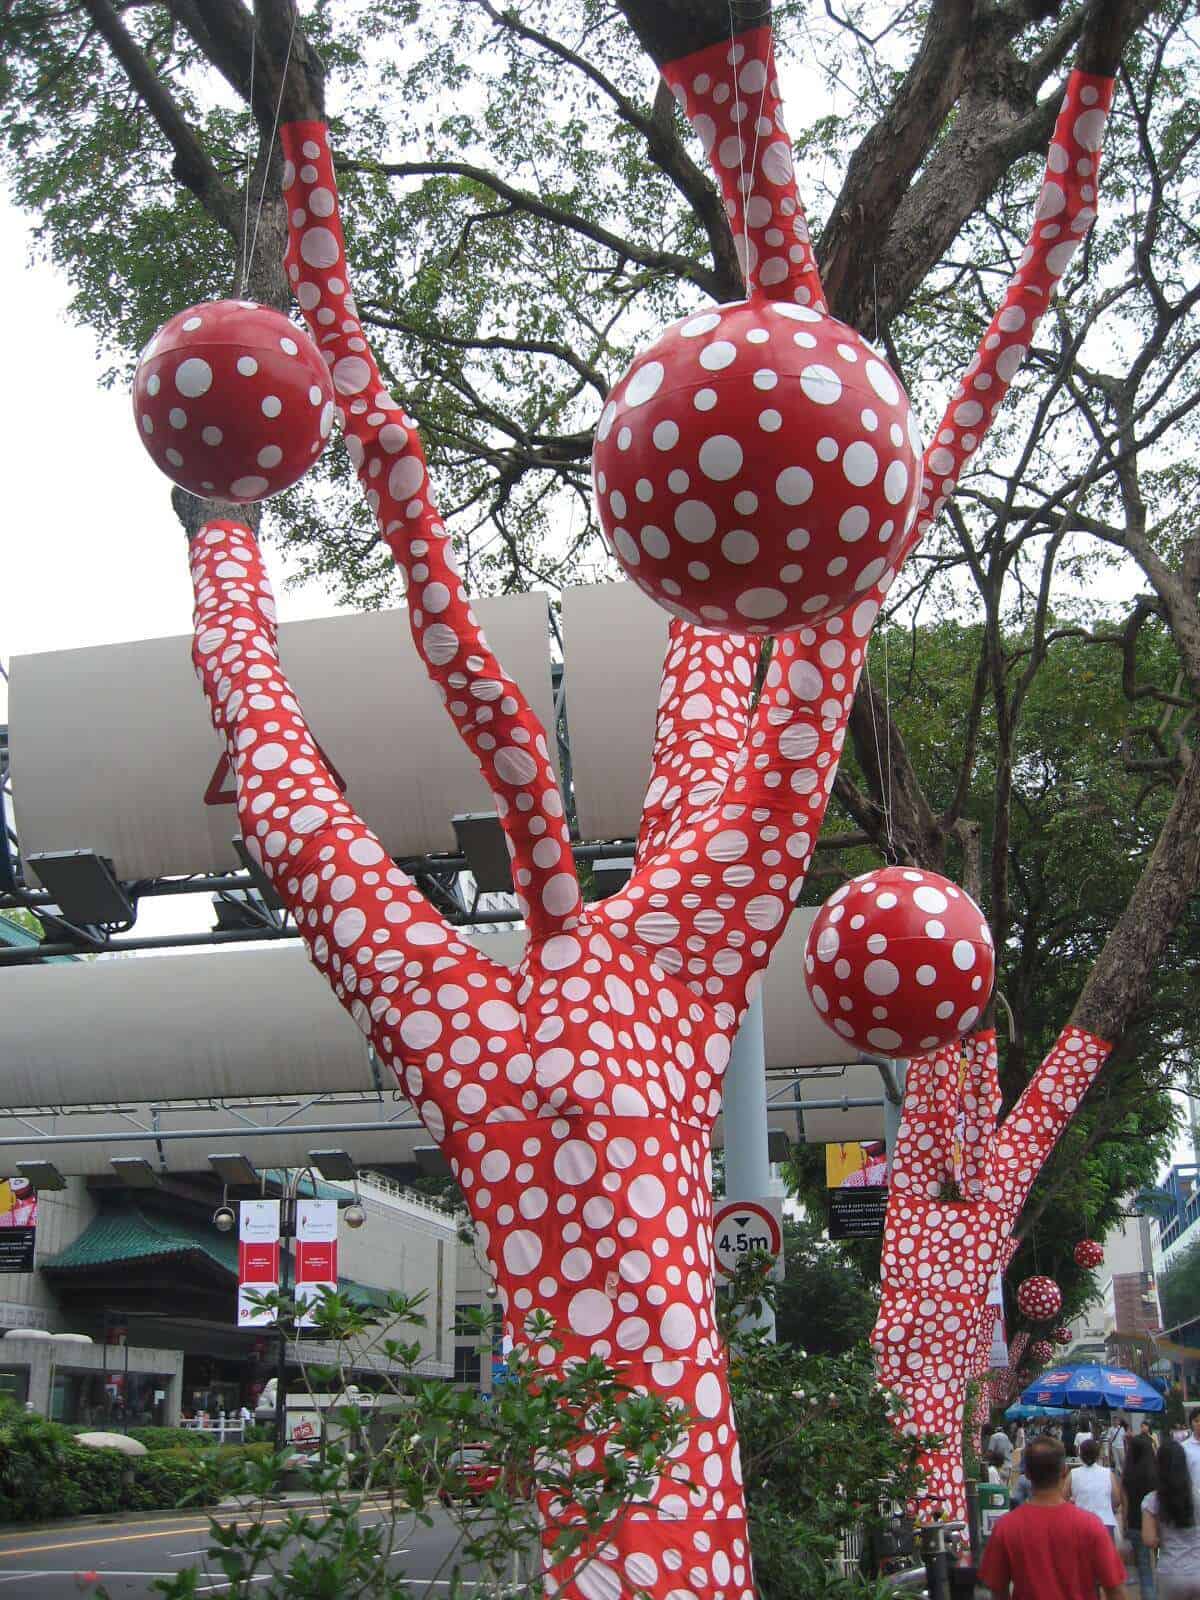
[295,1198,338,1327]
[826,1141,889,1239]
[237,1198,281,1327]
[986,1268,1009,1369]
[0,1178,38,1273]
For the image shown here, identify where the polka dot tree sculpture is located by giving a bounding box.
[175,16,1120,1591]
[1017,1276,1064,1324]
[132,301,334,502]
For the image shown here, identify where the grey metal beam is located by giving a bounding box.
[0,1119,425,1148]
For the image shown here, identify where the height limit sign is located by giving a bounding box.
[714,1197,785,1283]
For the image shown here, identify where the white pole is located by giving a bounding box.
[722,990,776,1339]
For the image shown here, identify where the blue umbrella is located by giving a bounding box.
[1017,1363,1165,1413]
[1004,1402,1071,1420]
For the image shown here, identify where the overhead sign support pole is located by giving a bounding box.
[721,990,776,1339]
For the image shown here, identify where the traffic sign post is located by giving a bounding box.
[713,1196,785,1284]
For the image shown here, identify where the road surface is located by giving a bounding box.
[0,1497,528,1597]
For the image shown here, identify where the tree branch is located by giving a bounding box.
[342,156,721,300]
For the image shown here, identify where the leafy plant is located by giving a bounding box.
[720,1252,933,1599]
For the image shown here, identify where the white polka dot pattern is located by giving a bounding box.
[132,300,333,502]
[1073,1237,1104,1269]
[279,123,580,946]
[873,1025,1110,1518]
[592,301,921,632]
[178,50,1117,1583]
[1028,1338,1055,1367]
[189,519,753,1597]
[660,25,825,310]
[803,867,995,1055]
[1015,1276,1063,1323]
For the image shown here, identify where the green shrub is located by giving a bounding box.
[128,1425,217,1452]
[0,1407,216,1522]
[127,1453,217,1512]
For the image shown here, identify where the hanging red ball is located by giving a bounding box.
[132,300,334,503]
[1016,1276,1063,1323]
[1029,1338,1055,1366]
[1053,1325,1073,1346]
[591,299,922,633]
[803,866,995,1056]
[1073,1238,1104,1269]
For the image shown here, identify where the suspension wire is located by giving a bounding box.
[239,20,258,293]
[863,655,895,862]
[242,10,299,297]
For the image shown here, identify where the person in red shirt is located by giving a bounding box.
[979,1435,1128,1600]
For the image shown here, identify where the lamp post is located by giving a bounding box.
[216,1163,366,1455]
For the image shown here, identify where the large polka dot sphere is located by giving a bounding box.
[1073,1238,1104,1269]
[591,300,922,633]
[803,866,995,1056]
[1053,1325,1073,1346]
[1016,1276,1063,1323]
[1029,1338,1055,1367]
[132,300,334,503]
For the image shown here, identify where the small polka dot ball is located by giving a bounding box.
[1029,1338,1055,1366]
[591,299,922,633]
[1073,1238,1104,1269]
[803,866,995,1057]
[132,299,334,503]
[1053,1325,1073,1347]
[1016,1276,1063,1323]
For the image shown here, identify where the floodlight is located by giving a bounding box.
[211,890,275,932]
[110,1157,161,1188]
[208,1153,258,1186]
[452,813,513,894]
[15,1161,67,1191]
[414,1145,452,1179]
[231,838,285,911]
[591,856,634,898]
[213,1205,237,1233]
[26,850,134,926]
[343,1203,366,1230]
[308,1149,357,1182]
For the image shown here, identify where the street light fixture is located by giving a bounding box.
[16,1161,67,1191]
[110,1157,160,1188]
[307,1149,357,1182]
[26,850,134,927]
[452,812,513,894]
[212,1204,237,1233]
[208,1153,258,1187]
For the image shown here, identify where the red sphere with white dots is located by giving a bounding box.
[1073,1238,1104,1269]
[1029,1338,1055,1366]
[591,299,922,634]
[1016,1276,1063,1323]
[1053,1325,1073,1346]
[803,866,995,1057]
[132,300,334,503]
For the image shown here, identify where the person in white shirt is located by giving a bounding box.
[1066,1437,1122,1539]
[989,1426,1014,1466]
[1183,1410,1200,1491]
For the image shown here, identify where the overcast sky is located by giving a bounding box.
[0,195,351,729]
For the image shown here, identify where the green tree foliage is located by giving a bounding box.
[1160,1235,1200,1333]
[788,609,1187,1316]
[772,1214,879,1356]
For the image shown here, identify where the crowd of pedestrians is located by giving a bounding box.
[976,1409,1200,1599]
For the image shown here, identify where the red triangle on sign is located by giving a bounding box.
[203,743,349,806]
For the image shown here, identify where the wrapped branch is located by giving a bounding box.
[278,123,580,943]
